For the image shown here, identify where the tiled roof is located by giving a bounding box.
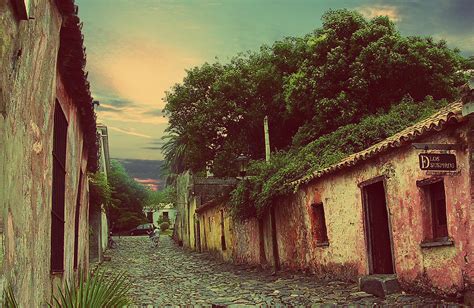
[291,100,465,190]
[57,0,98,172]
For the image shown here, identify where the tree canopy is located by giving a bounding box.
[162,9,470,217]
[163,9,468,178]
[107,160,149,231]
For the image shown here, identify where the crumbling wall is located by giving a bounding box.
[271,124,471,295]
[0,1,91,305]
[197,203,234,261]
[231,218,261,265]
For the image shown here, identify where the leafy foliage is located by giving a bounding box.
[163,9,467,178]
[108,160,148,232]
[145,186,176,210]
[89,172,112,211]
[3,285,18,308]
[160,222,170,231]
[230,96,449,219]
[163,9,468,218]
[48,270,131,307]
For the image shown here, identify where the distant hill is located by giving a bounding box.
[113,159,165,191]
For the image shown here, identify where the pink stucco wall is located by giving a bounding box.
[270,123,472,296]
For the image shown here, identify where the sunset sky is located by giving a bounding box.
[76,0,474,161]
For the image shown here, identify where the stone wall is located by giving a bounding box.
[0,0,93,305]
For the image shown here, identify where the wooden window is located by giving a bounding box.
[163,211,169,222]
[51,101,68,273]
[311,203,329,246]
[418,179,449,241]
[73,171,83,270]
[429,181,448,239]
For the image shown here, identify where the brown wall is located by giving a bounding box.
[0,0,91,305]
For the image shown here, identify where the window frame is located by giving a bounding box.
[311,202,329,247]
[417,178,451,245]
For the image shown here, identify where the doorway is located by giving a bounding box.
[362,180,394,274]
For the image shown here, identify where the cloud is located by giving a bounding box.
[142,109,165,117]
[108,98,135,108]
[96,103,125,113]
[142,146,162,150]
[432,32,474,55]
[357,5,401,22]
[150,140,166,145]
[108,126,153,139]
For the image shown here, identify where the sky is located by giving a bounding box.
[76,0,474,161]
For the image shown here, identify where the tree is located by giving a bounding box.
[107,160,148,231]
[163,9,468,177]
[145,186,176,210]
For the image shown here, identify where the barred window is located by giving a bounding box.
[51,101,68,273]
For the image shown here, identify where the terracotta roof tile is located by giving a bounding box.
[291,100,464,190]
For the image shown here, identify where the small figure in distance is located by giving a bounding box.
[148,226,160,247]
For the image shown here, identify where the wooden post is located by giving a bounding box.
[264,116,270,162]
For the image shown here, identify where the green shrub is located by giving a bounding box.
[160,222,170,231]
[230,96,448,219]
[3,285,18,308]
[48,270,131,307]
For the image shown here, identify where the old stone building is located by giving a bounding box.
[175,94,474,300]
[174,173,236,250]
[0,0,97,305]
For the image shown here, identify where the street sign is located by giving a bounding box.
[419,153,457,171]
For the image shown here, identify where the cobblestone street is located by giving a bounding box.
[99,235,457,306]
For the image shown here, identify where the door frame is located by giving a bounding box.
[359,176,396,275]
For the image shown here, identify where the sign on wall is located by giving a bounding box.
[419,153,457,171]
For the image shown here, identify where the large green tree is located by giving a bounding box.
[108,160,148,232]
[163,9,468,178]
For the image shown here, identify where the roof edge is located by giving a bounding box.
[290,99,466,191]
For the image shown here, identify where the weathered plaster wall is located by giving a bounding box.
[197,203,234,261]
[0,1,91,304]
[272,124,471,295]
[232,218,261,265]
[57,68,90,283]
[175,171,192,247]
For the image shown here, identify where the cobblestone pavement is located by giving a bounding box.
[100,235,458,306]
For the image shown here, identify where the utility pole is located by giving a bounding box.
[264,116,270,162]
[263,115,280,271]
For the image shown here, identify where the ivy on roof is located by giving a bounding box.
[229,96,450,220]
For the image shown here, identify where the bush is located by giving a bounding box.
[160,222,170,231]
[230,96,449,219]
